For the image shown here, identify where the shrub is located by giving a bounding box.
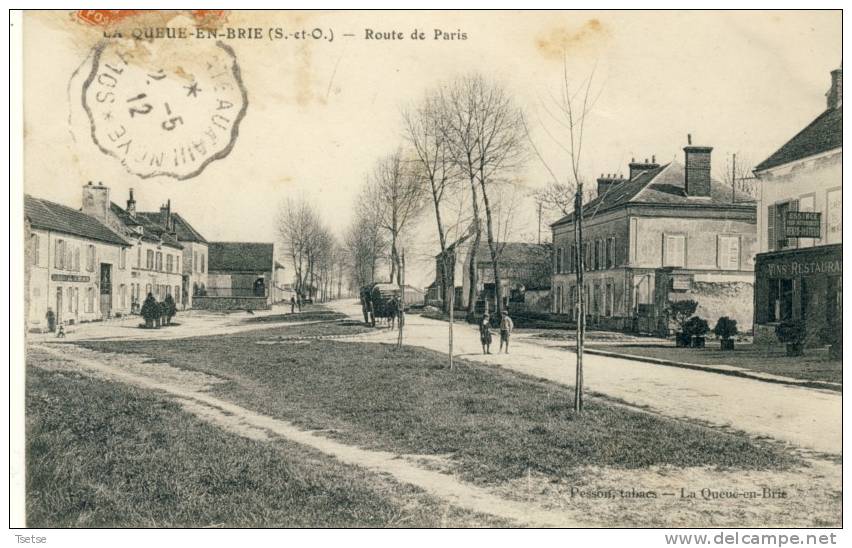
[666,300,698,332]
[713,317,739,340]
[683,316,709,338]
[775,320,805,344]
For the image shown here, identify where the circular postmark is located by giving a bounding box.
[82,38,248,180]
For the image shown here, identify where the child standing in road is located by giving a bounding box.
[480,313,493,354]
[499,310,514,354]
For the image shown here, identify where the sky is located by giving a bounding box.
[22,10,841,287]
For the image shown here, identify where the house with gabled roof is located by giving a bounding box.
[25,194,132,330]
[431,238,552,313]
[201,241,277,310]
[551,139,757,334]
[752,67,842,347]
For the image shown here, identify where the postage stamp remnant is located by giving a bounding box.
[82,38,248,180]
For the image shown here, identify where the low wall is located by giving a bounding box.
[192,296,270,311]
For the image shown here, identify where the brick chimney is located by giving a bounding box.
[160,200,173,232]
[826,67,842,110]
[81,181,110,222]
[126,188,136,218]
[683,135,712,198]
[597,173,626,196]
[628,156,660,180]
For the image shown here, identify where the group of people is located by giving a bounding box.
[141,292,177,328]
[479,310,514,355]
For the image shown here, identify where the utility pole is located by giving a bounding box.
[537,201,542,244]
[397,248,405,349]
[573,183,585,413]
[732,153,737,204]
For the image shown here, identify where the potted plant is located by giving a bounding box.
[666,299,698,347]
[775,320,805,357]
[683,316,709,348]
[713,316,739,351]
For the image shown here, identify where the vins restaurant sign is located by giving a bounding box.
[784,211,821,238]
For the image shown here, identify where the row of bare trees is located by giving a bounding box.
[276,198,344,303]
[343,74,528,316]
[337,73,529,366]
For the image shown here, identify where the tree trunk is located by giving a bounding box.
[479,181,503,318]
[466,181,481,317]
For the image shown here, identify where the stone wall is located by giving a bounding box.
[192,295,270,311]
[683,281,754,333]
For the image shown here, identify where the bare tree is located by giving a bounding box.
[404,90,469,367]
[719,153,757,202]
[343,202,387,289]
[441,74,527,318]
[524,54,604,413]
[276,197,318,300]
[364,151,425,285]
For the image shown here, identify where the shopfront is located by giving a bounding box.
[753,244,842,345]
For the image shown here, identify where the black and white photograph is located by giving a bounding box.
[8,7,845,540]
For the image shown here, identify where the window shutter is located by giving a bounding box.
[767,204,776,251]
[789,199,800,249]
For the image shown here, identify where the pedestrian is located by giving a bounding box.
[154,299,163,328]
[296,294,302,312]
[290,295,296,314]
[499,310,514,354]
[56,322,66,338]
[479,313,492,354]
[45,307,56,333]
[163,293,177,325]
[141,292,159,329]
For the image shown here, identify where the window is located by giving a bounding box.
[86,287,95,313]
[605,282,613,317]
[55,239,65,269]
[156,252,163,271]
[86,244,96,272]
[767,278,794,323]
[166,254,174,273]
[119,248,127,270]
[663,234,686,268]
[67,287,74,313]
[30,234,39,266]
[174,285,181,304]
[193,251,198,272]
[607,237,616,268]
[200,254,205,273]
[717,235,740,270]
[137,245,142,268]
[569,244,576,273]
[120,284,127,308]
[770,200,798,251]
[176,256,180,273]
[826,188,841,244]
[146,250,154,270]
[73,248,80,272]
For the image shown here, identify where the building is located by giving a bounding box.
[271,261,290,303]
[81,183,186,312]
[752,67,842,345]
[25,195,131,331]
[551,141,758,334]
[134,202,209,309]
[201,242,275,310]
[432,239,552,313]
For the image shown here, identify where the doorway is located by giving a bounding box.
[99,263,112,318]
[55,287,63,325]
